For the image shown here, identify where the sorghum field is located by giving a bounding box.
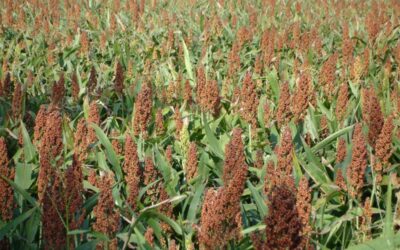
[0,0,400,249]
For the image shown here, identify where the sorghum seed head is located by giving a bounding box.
[186,142,198,181]
[335,168,347,191]
[240,72,259,127]
[265,184,303,249]
[292,72,312,123]
[347,124,368,197]
[0,137,14,221]
[199,128,248,248]
[144,156,160,203]
[155,109,165,135]
[276,82,292,127]
[114,60,124,95]
[276,127,293,176]
[93,173,120,248]
[51,73,65,106]
[296,176,312,247]
[87,101,100,146]
[335,83,349,122]
[336,138,347,163]
[123,134,141,210]
[183,79,193,104]
[11,82,23,119]
[362,87,384,147]
[133,83,152,136]
[88,66,97,95]
[38,106,63,203]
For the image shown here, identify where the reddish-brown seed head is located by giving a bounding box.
[114,60,124,95]
[155,109,165,135]
[296,176,312,247]
[362,87,384,146]
[93,173,120,249]
[276,127,293,176]
[240,72,259,127]
[336,138,347,163]
[133,83,152,136]
[11,82,23,119]
[0,137,14,221]
[37,106,63,203]
[51,73,65,106]
[199,128,248,248]
[335,83,349,122]
[347,124,368,197]
[276,82,292,127]
[186,142,198,181]
[292,72,312,123]
[87,101,100,146]
[123,134,141,210]
[265,184,303,249]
